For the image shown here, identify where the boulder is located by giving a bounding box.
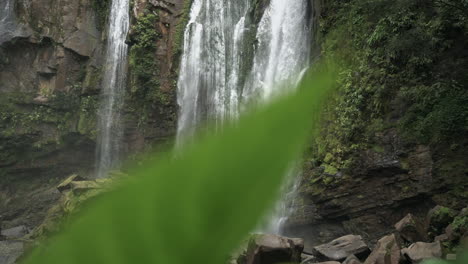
[314,262,340,264]
[245,234,304,264]
[0,241,24,264]
[364,234,401,264]
[426,206,457,237]
[0,226,28,240]
[312,235,370,261]
[57,174,85,193]
[441,209,468,243]
[401,241,442,263]
[434,233,449,242]
[395,214,428,243]
[343,255,362,264]
[301,253,316,263]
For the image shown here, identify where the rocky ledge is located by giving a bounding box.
[233,205,467,264]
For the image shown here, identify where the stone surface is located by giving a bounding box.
[313,235,369,261]
[0,241,24,264]
[301,253,316,263]
[0,226,28,240]
[426,206,457,237]
[395,214,428,243]
[284,114,468,250]
[0,0,104,231]
[434,233,449,242]
[245,234,304,264]
[57,174,85,193]
[343,255,362,264]
[401,242,442,264]
[363,234,401,264]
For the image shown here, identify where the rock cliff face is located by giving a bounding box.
[0,0,106,228]
[283,0,468,251]
[0,0,191,230]
[1,0,466,257]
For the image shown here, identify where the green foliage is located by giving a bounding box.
[128,12,172,126]
[22,70,334,264]
[78,96,99,139]
[452,215,468,235]
[0,91,79,136]
[423,251,468,264]
[131,13,159,49]
[174,0,193,55]
[92,0,111,30]
[0,89,98,167]
[312,0,468,170]
[399,82,468,143]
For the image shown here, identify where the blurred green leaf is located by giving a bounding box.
[423,251,468,264]
[23,68,334,264]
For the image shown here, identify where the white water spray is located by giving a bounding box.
[176,0,311,233]
[96,0,130,178]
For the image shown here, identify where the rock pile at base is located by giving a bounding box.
[241,205,467,264]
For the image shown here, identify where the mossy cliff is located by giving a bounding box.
[121,0,193,154]
[0,0,108,229]
[0,0,196,229]
[283,0,468,250]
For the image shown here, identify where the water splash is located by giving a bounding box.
[96,0,130,178]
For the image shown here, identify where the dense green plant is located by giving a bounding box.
[21,69,333,264]
[127,12,173,127]
[424,251,468,264]
[311,0,468,170]
[92,0,111,30]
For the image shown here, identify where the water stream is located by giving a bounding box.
[0,0,28,45]
[0,0,15,42]
[96,0,130,178]
[177,0,311,233]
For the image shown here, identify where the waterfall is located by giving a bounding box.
[176,0,311,233]
[96,0,130,178]
[176,0,251,145]
[0,0,14,44]
[243,0,311,101]
[0,0,28,45]
[246,0,311,235]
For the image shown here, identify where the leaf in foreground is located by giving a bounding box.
[23,70,333,264]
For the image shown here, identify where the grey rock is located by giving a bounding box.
[301,253,316,263]
[245,234,304,264]
[364,234,401,264]
[426,206,457,237]
[401,241,442,264]
[313,235,369,261]
[343,255,362,264]
[0,241,24,264]
[395,214,428,243]
[1,226,28,240]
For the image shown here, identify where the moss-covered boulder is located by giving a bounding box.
[426,206,458,238]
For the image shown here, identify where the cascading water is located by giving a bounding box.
[0,0,15,43]
[176,0,251,145]
[96,0,130,178]
[177,0,311,233]
[247,0,311,235]
[243,0,311,102]
[0,0,28,45]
